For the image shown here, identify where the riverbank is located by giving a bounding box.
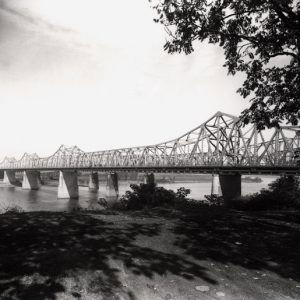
[0,208,299,299]
[0,178,275,213]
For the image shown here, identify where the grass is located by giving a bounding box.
[0,208,300,299]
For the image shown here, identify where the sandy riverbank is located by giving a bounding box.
[0,208,299,299]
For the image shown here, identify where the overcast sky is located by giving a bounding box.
[0,0,247,160]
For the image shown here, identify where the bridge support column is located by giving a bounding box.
[211,174,222,196]
[219,174,241,206]
[22,171,40,190]
[38,172,44,185]
[105,172,119,207]
[3,171,16,185]
[89,172,99,192]
[57,171,79,199]
[143,173,155,185]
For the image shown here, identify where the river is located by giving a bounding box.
[0,176,277,213]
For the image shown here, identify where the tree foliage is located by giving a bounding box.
[118,183,191,210]
[231,175,300,210]
[151,0,300,129]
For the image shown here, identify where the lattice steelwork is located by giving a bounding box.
[1,112,299,170]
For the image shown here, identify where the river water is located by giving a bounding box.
[0,176,277,213]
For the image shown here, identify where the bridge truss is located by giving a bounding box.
[1,112,300,171]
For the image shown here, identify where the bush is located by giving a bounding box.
[204,194,224,206]
[1,205,24,214]
[117,183,191,210]
[231,176,300,211]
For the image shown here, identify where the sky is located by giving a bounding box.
[0,0,247,160]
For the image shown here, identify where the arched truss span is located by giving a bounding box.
[1,112,299,170]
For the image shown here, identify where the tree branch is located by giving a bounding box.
[268,51,299,61]
[223,9,264,20]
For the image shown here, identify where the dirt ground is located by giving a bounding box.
[0,208,299,300]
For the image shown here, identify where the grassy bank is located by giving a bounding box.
[0,208,300,299]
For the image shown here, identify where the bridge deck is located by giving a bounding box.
[3,166,300,175]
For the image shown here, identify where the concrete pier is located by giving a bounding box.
[143,173,155,185]
[105,172,119,207]
[211,174,222,196]
[22,171,40,190]
[38,172,43,185]
[219,174,241,206]
[3,171,16,186]
[88,172,99,192]
[106,172,119,197]
[57,171,79,199]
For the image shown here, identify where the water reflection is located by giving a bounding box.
[25,190,39,204]
[67,198,80,212]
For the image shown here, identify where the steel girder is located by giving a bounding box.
[1,112,299,170]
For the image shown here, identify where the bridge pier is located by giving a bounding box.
[3,171,16,186]
[105,172,119,207]
[211,174,222,196]
[38,172,44,185]
[57,171,79,199]
[219,174,241,206]
[22,171,40,190]
[88,172,99,192]
[143,173,155,185]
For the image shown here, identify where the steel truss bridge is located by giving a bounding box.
[1,112,300,175]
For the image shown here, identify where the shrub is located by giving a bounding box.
[2,205,24,214]
[117,183,191,210]
[204,194,224,206]
[231,176,300,211]
[176,187,191,200]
